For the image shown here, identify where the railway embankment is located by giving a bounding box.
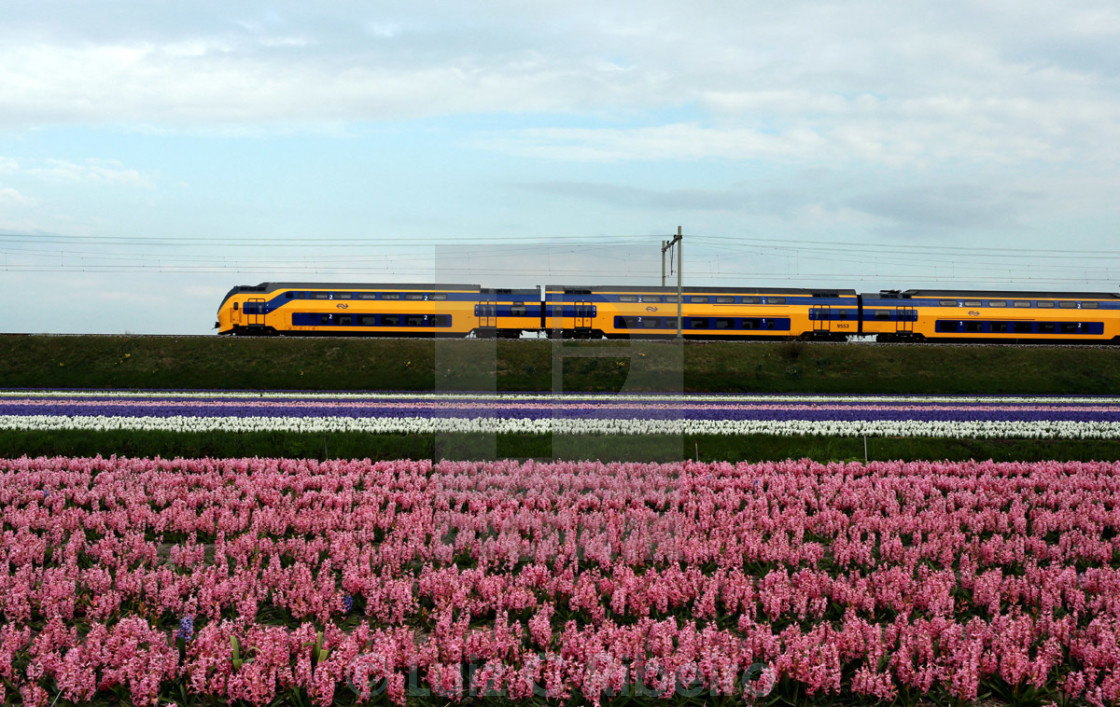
[2,334,1118,394]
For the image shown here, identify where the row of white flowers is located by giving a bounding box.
[3,415,1120,438]
[3,390,1119,405]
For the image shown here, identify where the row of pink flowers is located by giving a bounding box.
[2,456,1120,705]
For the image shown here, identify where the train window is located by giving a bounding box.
[1036,301,1054,308]
[664,296,680,303]
[382,315,401,326]
[405,293,425,301]
[644,296,662,303]
[991,322,1008,333]
[1082,301,1099,309]
[988,300,1005,308]
[1060,322,1080,334]
[715,296,735,304]
[768,297,786,304]
[619,295,639,302]
[714,318,734,329]
[1013,301,1032,308]
[1058,301,1077,308]
[874,311,890,321]
[964,322,983,333]
[643,318,661,329]
[431,293,448,300]
[433,315,451,327]
[963,300,982,307]
[233,302,239,311]
[356,293,378,300]
[742,320,756,330]
[940,300,958,306]
[311,292,330,300]
[742,297,761,304]
[335,292,352,300]
[690,296,709,303]
[510,305,527,316]
[1038,322,1056,333]
[405,315,425,326]
[337,315,353,325]
[1013,322,1033,333]
[285,292,294,299]
[382,293,400,300]
[358,315,378,326]
[689,318,709,329]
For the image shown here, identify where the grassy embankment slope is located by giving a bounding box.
[2,334,1118,461]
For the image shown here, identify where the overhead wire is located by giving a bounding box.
[1,230,1116,288]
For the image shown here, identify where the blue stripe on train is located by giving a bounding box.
[614,316,792,331]
[934,320,1104,335]
[291,313,454,327]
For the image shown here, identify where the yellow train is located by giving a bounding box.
[859,289,1120,343]
[216,282,1120,343]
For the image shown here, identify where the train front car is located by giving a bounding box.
[215,282,483,336]
[862,289,1120,343]
[543,285,859,339]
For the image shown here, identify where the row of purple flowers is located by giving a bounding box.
[1,392,1118,423]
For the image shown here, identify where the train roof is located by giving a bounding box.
[231,282,482,293]
[546,284,857,296]
[868,288,1120,300]
[218,282,484,307]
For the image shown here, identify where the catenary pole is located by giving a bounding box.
[661,226,683,338]
[676,225,683,339]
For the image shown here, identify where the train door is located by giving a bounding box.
[813,306,831,334]
[247,298,266,327]
[477,298,497,330]
[574,302,594,329]
[896,307,916,334]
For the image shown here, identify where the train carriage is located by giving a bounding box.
[215,282,541,338]
[862,289,1120,343]
[543,285,860,339]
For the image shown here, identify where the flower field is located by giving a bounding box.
[3,456,1120,705]
[2,390,1120,438]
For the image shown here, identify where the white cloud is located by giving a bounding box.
[0,185,32,206]
[0,0,1114,172]
[480,95,1120,167]
[25,158,151,186]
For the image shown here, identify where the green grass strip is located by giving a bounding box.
[4,335,1120,394]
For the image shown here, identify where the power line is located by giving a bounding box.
[2,230,1116,289]
[6,230,1118,260]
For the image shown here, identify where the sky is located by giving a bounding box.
[1,0,1119,334]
